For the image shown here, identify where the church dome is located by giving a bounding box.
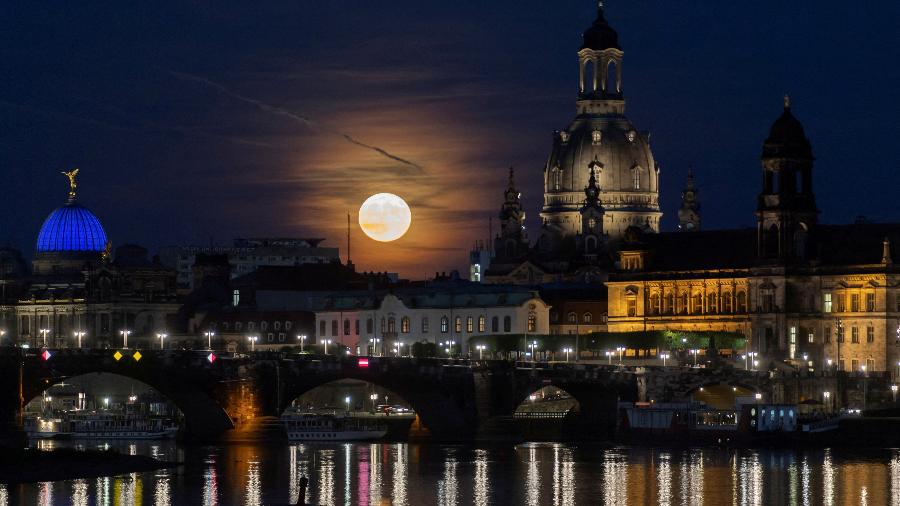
[36,201,108,253]
[763,98,812,159]
[582,6,620,51]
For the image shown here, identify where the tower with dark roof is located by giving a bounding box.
[578,164,606,260]
[540,3,661,246]
[494,168,529,261]
[678,168,701,231]
[756,96,818,260]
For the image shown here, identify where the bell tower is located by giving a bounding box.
[677,168,701,231]
[757,96,818,260]
[494,168,529,261]
[578,163,606,260]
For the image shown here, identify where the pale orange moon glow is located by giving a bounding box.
[359,193,412,242]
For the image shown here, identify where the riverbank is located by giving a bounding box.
[0,447,179,484]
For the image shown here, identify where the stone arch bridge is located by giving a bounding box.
[0,349,776,443]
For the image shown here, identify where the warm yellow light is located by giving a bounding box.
[359,193,412,242]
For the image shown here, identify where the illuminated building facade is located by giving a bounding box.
[9,173,179,348]
[607,101,900,371]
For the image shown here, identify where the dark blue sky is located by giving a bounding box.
[2,1,899,276]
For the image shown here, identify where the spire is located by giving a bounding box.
[883,237,893,265]
[584,166,602,206]
[685,165,695,191]
[783,94,791,110]
[678,166,700,232]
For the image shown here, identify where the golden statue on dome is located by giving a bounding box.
[61,168,79,200]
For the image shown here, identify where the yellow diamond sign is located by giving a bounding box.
[133,351,142,362]
[113,351,123,361]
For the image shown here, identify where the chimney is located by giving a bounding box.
[883,237,893,265]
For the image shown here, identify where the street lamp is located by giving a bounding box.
[529,341,538,362]
[660,353,670,367]
[119,329,131,349]
[39,328,50,347]
[370,338,381,356]
[297,334,307,352]
[892,385,898,403]
[563,347,573,363]
[103,397,110,409]
[690,349,699,367]
[324,339,332,355]
[344,395,351,414]
[370,393,378,412]
[823,391,831,414]
[605,350,613,365]
[204,330,215,350]
[74,330,86,349]
[0,330,6,345]
[157,333,168,350]
[476,344,486,360]
[247,335,258,352]
[617,346,625,365]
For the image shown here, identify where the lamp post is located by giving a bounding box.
[861,364,868,410]
[119,329,131,349]
[344,395,351,415]
[39,328,50,348]
[156,333,167,350]
[370,338,381,357]
[562,347,572,363]
[690,349,699,367]
[0,330,6,345]
[74,330,86,349]
[823,391,831,415]
[529,341,538,363]
[892,385,898,403]
[605,350,613,365]
[204,331,215,350]
[247,335,258,352]
[297,334,307,352]
[370,393,378,413]
[476,344,486,360]
[661,353,670,367]
[323,339,332,355]
[617,346,625,365]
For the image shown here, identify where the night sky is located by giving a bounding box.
[3,1,898,277]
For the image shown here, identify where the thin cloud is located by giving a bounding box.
[166,69,425,173]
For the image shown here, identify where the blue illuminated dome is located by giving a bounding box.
[36,202,108,253]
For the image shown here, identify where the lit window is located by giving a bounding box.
[401,317,410,333]
[455,317,462,333]
[466,317,473,333]
[867,326,874,343]
[823,293,832,313]
[478,316,485,333]
[527,313,536,332]
[232,289,240,307]
[632,168,641,190]
[422,317,429,333]
[583,312,593,324]
[592,130,602,145]
[567,312,577,324]
[441,317,449,333]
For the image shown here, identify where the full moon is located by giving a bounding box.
[358,193,412,242]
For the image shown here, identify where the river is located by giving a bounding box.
[3,440,900,505]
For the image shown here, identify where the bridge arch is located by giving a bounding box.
[277,359,477,440]
[20,351,235,441]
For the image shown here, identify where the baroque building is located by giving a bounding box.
[607,100,900,372]
[10,172,179,348]
[485,4,661,285]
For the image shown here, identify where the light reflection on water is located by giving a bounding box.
[6,441,900,504]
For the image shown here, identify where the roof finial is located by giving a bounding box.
[783,94,791,110]
[60,168,79,202]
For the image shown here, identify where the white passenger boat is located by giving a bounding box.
[25,412,178,439]
[281,411,387,442]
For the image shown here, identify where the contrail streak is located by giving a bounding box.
[167,69,425,172]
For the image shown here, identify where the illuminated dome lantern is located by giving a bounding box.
[33,169,109,273]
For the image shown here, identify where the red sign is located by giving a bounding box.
[358,358,369,368]
[41,350,52,361]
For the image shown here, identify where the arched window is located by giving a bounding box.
[551,167,560,191]
[387,317,396,333]
[366,318,374,334]
[455,317,462,333]
[692,294,703,314]
[380,317,386,333]
[567,312,577,324]
[401,317,410,333]
[527,313,537,332]
[260,321,268,331]
[466,317,474,333]
[491,316,499,333]
[632,167,641,190]
[737,292,747,313]
[665,293,675,314]
[723,292,733,313]
[421,317,429,333]
[503,316,512,333]
[331,320,338,335]
[440,316,449,333]
[478,316,486,332]
[680,293,688,314]
[343,319,350,335]
[583,312,593,324]
[606,60,619,93]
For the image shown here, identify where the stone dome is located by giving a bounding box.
[582,6,620,51]
[763,101,812,160]
[36,201,108,253]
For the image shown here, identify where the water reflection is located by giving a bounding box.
[9,441,900,504]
